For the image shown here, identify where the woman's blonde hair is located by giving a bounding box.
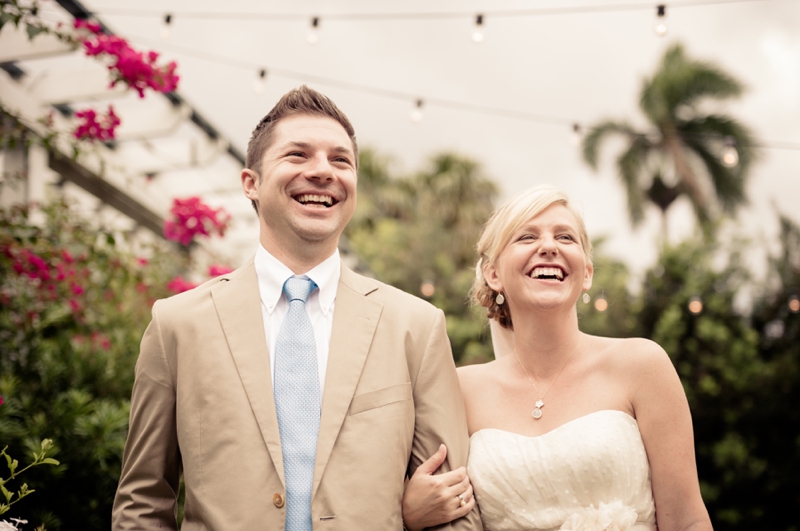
[471,185,592,330]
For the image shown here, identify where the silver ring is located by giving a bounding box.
[458,494,466,507]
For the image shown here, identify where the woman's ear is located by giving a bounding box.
[582,262,594,292]
[484,262,503,293]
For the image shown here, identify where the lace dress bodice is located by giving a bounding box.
[468,410,657,531]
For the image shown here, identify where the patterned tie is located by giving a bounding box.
[274,277,320,531]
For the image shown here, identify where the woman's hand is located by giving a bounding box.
[401,444,476,531]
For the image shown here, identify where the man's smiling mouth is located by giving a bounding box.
[295,193,335,207]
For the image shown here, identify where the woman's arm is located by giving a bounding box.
[630,339,713,531]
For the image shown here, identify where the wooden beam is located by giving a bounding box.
[47,149,165,238]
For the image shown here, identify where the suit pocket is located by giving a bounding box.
[348,382,412,415]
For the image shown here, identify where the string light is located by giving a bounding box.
[654,5,667,36]
[571,123,582,146]
[722,136,739,167]
[253,69,267,94]
[420,281,435,297]
[764,319,785,339]
[307,16,320,44]
[789,294,800,313]
[410,99,424,123]
[688,296,703,314]
[594,295,608,312]
[124,32,800,151]
[160,13,172,40]
[472,14,485,42]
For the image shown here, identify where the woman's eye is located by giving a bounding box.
[518,234,536,241]
[558,234,575,241]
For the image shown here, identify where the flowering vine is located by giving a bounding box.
[74,19,179,98]
[163,197,231,247]
[73,105,120,142]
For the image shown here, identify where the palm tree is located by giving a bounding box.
[582,43,757,237]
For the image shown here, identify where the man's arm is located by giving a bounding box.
[112,301,182,530]
[408,309,483,530]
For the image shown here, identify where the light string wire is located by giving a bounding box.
[127,33,800,152]
[92,0,772,21]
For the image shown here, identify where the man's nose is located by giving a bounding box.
[305,154,334,181]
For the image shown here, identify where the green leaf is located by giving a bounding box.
[1,484,12,503]
[26,23,45,41]
[0,503,8,515]
[8,459,17,475]
[40,458,60,466]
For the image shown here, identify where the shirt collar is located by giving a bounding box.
[254,245,340,315]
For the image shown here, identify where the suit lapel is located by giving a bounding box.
[212,260,285,486]
[313,266,382,498]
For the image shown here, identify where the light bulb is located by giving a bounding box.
[160,13,172,40]
[420,282,435,297]
[472,14,484,42]
[789,295,799,313]
[252,69,267,94]
[654,5,667,36]
[571,123,582,147]
[594,295,608,312]
[722,137,739,168]
[307,17,320,44]
[688,296,703,314]
[410,99,424,123]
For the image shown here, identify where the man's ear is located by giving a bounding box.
[241,169,259,202]
[582,262,594,292]
[484,262,503,293]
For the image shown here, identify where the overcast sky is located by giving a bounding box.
[82,0,800,278]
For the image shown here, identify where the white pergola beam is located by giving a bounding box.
[0,25,75,62]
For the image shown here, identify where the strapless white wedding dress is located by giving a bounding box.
[468,410,657,531]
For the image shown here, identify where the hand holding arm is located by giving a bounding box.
[402,444,476,531]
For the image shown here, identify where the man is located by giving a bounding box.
[112,86,481,530]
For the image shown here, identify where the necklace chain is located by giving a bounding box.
[514,336,581,420]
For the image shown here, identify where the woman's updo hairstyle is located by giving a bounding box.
[471,185,593,330]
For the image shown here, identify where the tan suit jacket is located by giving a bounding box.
[113,259,482,530]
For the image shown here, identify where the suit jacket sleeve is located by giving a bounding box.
[112,300,182,530]
[409,309,483,530]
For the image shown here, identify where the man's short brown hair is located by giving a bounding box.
[245,86,358,212]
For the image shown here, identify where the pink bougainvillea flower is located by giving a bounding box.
[208,265,234,277]
[68,299,81,313]
[61,249,75,263]
[73,105,120,142]
[167,276,199,294]
[70,282,85,296]
[74,18,103,35]
[77,28,179,98]
[0,396,4,406]
[136,257,148,266]
[163,196,230,246]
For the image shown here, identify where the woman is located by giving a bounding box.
[401,185,712,531]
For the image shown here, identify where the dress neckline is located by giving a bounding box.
[470,409,636,441]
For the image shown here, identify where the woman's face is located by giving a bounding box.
[484,204,593,314]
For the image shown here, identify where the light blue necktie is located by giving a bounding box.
[274,276,320,531]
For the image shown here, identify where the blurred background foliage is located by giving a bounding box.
[0,197,185,529]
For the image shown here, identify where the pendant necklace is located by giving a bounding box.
[514,336,581,420]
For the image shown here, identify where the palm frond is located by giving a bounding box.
[581,120,641,169]
[616,136,651,226]
[640,43,745,123]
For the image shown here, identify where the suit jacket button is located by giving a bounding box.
[273,493,285,508]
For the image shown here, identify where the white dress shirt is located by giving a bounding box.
[254,245,340,393]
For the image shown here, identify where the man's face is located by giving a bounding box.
[242,114,357,258]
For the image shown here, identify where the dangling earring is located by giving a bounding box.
[582,292,591,304]
[496,292,505,305]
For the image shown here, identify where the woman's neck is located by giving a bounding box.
[512,308,583,376]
